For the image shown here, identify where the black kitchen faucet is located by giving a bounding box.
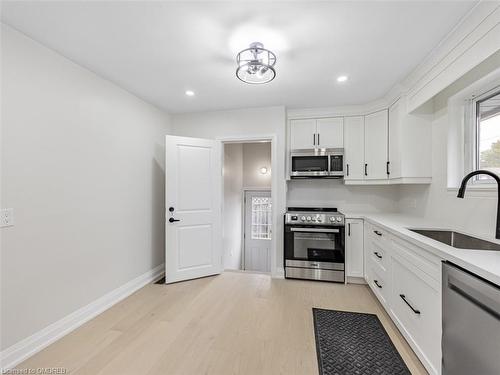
[457,170,500,240]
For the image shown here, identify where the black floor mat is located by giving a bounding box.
[313,308,411,375]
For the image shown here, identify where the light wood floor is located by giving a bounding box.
[17,272,427,375]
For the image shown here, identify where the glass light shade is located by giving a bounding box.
[236,43,276,84]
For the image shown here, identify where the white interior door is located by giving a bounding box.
[244,190,271,272]
[165,135,222,283]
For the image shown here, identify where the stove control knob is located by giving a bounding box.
[306,216,312,221]
[316,216,322,222]
[336,217,342,222]
[300,216,306,221]
[329,217,335,222]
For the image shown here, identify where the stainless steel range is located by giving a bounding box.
[284,207,345,283]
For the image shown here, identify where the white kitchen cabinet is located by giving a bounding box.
[316,117,343,149]
[343,116,365,180]
[391,255,441,375]
[388,102,402,179]
[290,119,316,150]
[290,117,344,151]
[388,99,432,183]
[364,110,389,180]
[289,96,431,184]
[364,221,442,375]
[345,218,364,278]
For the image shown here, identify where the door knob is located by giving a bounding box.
[169,218,180,223]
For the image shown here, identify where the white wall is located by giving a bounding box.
[171,107,286,275]
[398,53,500,238]
[223,143,243,270]
[0,25,170,350]
[242,142,272,188]
[398,106,498,238]
[287,180,399,213]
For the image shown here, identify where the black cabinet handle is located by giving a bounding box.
[374,251,382,259]
[386,161,390,176]
[348,223,351,236]
[169,217,180,223]
[374,230,382,236]
[374,280,382,289]
[346,164,349,176]
[364,163,368,176]
[317,133,320,146]
[400,294,421,314]
[313,134,316,146]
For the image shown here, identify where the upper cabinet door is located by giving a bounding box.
[290,119,317,150]
[316,118,344,149]
[388,101,402,179]
[364,110,389,180]
[344,116,365,180]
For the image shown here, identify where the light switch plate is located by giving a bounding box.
[1,208,14,227]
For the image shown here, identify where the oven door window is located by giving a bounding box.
[292,156,328,172]
[292,231,344,262]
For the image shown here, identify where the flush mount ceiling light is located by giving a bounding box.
[337,75,348,83]
[236,42,277,84]
[185,90,195,96]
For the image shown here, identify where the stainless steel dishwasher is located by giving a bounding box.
[442,262,500,375]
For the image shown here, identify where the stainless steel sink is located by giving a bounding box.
[409,229,500,251]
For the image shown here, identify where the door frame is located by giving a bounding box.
[242,188,272,271]
[218,134,277,277]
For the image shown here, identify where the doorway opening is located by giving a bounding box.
[223,141,272,273]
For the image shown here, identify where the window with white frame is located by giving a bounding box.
[470,88,500,183]
[251,196,272,240]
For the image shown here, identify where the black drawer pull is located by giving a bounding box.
[374,280,382,289]
[400,294,421,315]
[373,230,382,236]
[373,251,382,259]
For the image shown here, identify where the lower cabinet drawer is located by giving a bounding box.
[366,265,390,305]
[367,239,389,272]
[391,256,441,375]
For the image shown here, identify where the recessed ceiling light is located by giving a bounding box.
[337,75,348,83]
[185,90,195,96]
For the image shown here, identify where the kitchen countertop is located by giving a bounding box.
[344,212,500,286]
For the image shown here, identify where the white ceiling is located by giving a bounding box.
[1,1,477,114]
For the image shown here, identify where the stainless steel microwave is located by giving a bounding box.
[290,149,344,178]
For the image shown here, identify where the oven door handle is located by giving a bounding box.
[290,228,340,233]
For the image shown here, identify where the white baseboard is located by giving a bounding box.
[272,267,285,279]
[346,276,367,285]
[0,264,165,370]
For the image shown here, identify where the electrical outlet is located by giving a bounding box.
[1,208,14,227]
